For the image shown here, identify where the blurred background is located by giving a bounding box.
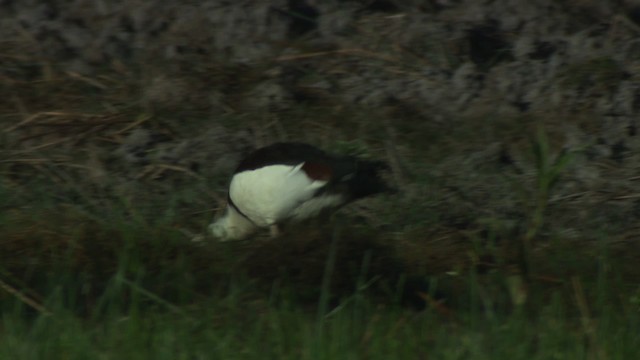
[2,1,640,358]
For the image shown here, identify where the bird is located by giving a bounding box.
[209,142,393,241]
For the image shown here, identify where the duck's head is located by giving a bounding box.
[209,205,258,241]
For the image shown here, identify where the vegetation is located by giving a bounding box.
[2,203,639,359]
[2,46,640,359]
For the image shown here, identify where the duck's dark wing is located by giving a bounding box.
[236,142,350,183]
[235,142,393,199]
[235,142,333,173]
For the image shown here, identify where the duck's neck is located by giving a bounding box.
[211,205,258,241]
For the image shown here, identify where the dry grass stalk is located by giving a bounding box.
[572,276,607,360]
[65,71,108,89]
[135,164,203,180]
[0,277,52,316]
[275,48,399,63]
[3,113,40,132]
[111,114,151,136]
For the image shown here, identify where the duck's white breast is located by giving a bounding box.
[229,163,328,227]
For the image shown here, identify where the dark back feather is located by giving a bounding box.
[235,142,393,200]
[344,159,393,200]
[235,143,332,173]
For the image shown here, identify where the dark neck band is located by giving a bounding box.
[227,194,257,226]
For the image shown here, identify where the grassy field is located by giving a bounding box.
[2,146,640,359]
[2,48,640,358]
[1,205,639,359]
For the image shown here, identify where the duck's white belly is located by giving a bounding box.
[229,163,328,227]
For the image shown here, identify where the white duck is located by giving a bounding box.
[209,142,393,241]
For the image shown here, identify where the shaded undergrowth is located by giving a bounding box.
[1,202,639,359]
[2,49,640,359]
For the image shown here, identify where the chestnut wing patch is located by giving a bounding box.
[302,161,333,181]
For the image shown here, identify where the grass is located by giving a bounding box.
[2,45,640,359]
[1,234,639,359]
[1,195,640,359]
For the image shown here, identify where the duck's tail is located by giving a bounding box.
[346,159,396,200]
